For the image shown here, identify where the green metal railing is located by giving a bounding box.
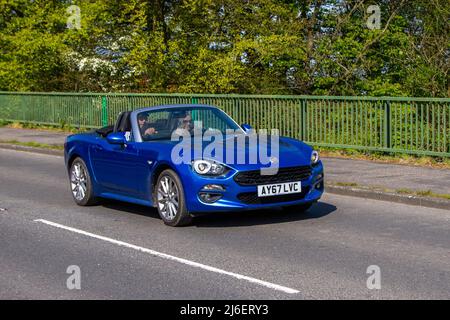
[0,92,449,157]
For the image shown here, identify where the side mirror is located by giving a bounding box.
[241,123,252,133]
[107,132,127,145]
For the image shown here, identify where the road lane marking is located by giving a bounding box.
[34,219,300,294]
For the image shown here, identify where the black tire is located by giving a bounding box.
[284,202,313,213]
[155,169,192,227]
[69,157,98,206]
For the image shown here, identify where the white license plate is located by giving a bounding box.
[257,181,302,197]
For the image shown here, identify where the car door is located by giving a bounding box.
[133,143,159,200]
[90,136,140,197]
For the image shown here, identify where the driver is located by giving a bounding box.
[138,113,158,138]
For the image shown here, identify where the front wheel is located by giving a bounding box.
[69,157,98,206]
[155,169,192,227]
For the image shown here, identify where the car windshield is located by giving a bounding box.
[137,107,243,142]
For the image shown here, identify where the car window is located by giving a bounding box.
[137,107,242,142]
[192,109,230,133]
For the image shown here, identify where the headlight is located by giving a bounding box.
[311,150,320,165]
[192,159,226,176]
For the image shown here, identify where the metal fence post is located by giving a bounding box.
[300,98,307,141]
[52,99,55,125]
[101,96,108,126]
[384,101,391,149]
[21,95,26,122]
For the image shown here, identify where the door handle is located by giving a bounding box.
[92,145,103,151]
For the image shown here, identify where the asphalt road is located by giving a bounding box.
[0,149,449,299]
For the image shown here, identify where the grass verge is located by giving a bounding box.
[1,121,91,133]
[329,181,450,201]
[0,140,64,150]
[317,147,450,170]
[394,188,450,200]
[334,182,359,187]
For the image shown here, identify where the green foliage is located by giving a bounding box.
[0,0,448,96]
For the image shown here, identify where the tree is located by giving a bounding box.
[0,0,448,97]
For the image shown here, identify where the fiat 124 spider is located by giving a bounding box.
[64,105,324,226]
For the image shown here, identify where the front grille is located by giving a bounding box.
[233,166,312,186]
[237,186,311,205]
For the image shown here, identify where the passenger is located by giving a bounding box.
[173,112,194,136]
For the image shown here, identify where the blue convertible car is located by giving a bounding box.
[65,105,324,226]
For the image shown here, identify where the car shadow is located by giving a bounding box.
[100,200,161,219]
[191,202,337,228]
[99,200,337,228]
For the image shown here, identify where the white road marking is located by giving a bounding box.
[34,219,300,294]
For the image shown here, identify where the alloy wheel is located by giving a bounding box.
[157,175,180,221]
[70,162,87,201]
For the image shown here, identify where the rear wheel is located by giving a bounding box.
[155,169,192,227]
[69,157,98,206]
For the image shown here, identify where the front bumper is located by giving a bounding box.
[182,162,324,213]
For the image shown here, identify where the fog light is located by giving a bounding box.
[199,192,222,203]
[202,184,225,191]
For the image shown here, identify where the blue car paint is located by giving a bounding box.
[64,105,324,213]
